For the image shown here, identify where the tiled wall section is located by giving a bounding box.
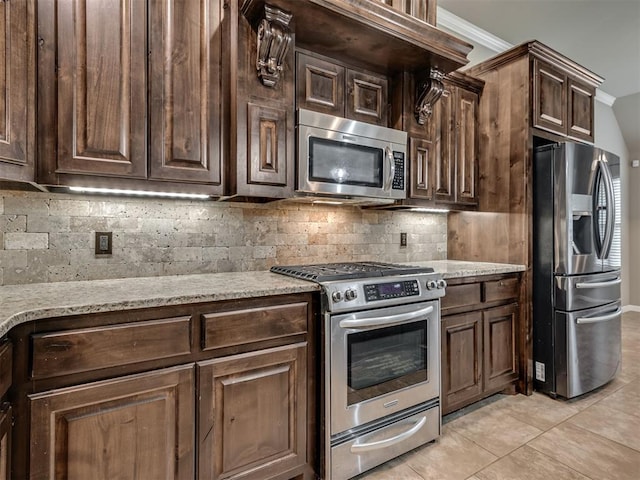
[0,189,447,286]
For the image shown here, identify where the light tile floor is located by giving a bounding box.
[356,312,640,480]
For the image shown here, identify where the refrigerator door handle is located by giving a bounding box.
[575,277,622,289]
[576,307,622,324]
[600,159,616,260]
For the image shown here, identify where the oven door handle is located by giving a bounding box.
[384,146,395,191]
[350,415,428,453]
[339,305,434,330]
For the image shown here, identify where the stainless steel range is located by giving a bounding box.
[270,262,446,479]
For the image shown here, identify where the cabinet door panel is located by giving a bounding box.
[441,312,483,414]
[567,78,595,142]
[247,103,289,187]
[198,343,307,480]
[149,0,222,186]
[456,89,478,205]
[346,69,388,126]
[29,365,195,480]
[533,59,567,135]
[0,0,32,181]
[483,303,519,391]
[51,0,147,178]
[409,137,434,200]
[433,88,454,202]
[296,52,344,116]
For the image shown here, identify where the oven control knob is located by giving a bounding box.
[426,280,438,290]
[332,291,343,302]
[345,289,358,301]
[437,279,447,289]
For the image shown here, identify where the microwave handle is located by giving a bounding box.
[384,146,395,191]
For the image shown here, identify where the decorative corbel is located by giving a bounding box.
[414,68,445,125]
[256,4,293,88]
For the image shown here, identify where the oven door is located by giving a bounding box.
[329,300,440,434]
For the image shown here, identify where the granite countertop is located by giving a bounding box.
[0,260,525,337]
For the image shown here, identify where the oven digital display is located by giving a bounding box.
[364,280,419,301]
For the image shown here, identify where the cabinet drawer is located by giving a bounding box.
[202,302,308,351]
[31,317,192,379]
[0,342,11,398]
[441,283,482,311]
[484,277,519,303]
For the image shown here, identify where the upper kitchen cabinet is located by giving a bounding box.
[296,51,388,126]
[0,0,34,183]
[241,0,471,76]
[389,70,483,210]
[533,58,597,142]
[224,0,296,200]
[36,0,224,195]
[381,0,437,25]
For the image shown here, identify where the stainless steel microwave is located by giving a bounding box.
[296,109,407,204]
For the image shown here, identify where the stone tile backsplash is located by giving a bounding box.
[0,189,447,286]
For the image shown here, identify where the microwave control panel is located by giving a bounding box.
[392,152,405,190]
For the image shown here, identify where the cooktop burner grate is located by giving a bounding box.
[270,262,434,282]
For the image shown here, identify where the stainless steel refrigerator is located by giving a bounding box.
[533,142,621,398]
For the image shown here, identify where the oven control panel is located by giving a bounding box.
[364,280,420,301]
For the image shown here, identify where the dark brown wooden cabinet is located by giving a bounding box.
[0,0,34,183]
[37,0,223,194]
[296,51,388,126]
[441,274,521,415]
[379,0,437,24]
[198,343,307,480]
[390,71,482,209]
[29,366,195,480]
[0,405,9,480]
[533,57,596,142]
[9,293,317,480]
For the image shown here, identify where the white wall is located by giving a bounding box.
[594,101,631,306]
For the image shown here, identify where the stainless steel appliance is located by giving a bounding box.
[296,109,407,204]
[533,142,622,399]
[270,262,446,479]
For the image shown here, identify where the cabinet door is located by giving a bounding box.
[567,78,595,142]
[0,404,10,480]
[455,88,479,206]
[383,0,437,24]
[148,0,223,187]
[346,69,388,126]
[433,87,455,202]
[198,343,307,480]
[409,136,435,200]
[533,59,567,136]
[38,0,147,180]
[296,52,345,116]
[483,303,519,391]
[441,311,483,414]
[29,365,195,480]
[0,0,32,182]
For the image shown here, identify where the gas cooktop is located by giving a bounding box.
[270,261,434,283]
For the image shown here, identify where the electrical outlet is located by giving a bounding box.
[400,232,407,247]
[95,231,113,255]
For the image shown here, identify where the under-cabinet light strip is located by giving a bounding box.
[68,186,211,200]
[408,207,450,214]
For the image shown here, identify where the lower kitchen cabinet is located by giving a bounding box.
[441,274,520,414]
[0,405,10,480]
[28,366,195,480]
[8,292,316,480]
[198,343,308,480]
